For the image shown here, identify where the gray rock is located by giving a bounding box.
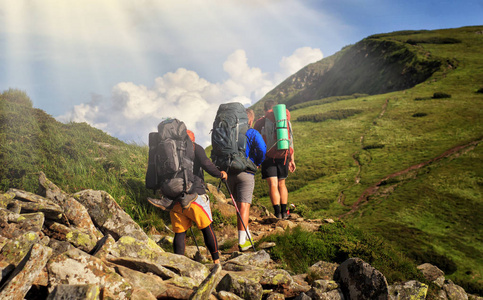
[189,263,222,300]
[7,188,64,220]
[388,280,428,300]
[46,284,100,300]
[417,263,445,287]
[74,189,149,241]
[306,288,345,300]
[443,280,468,300]
[334,257,389,300]
[308,261,339,283]
[39,172,103,240]
[0,243,52,300]
[114,264,167,298]
[260,268,294,296]
[0,231,40,267]
[224,250,272,270]
[217,272,263,300]
[294,292,313,300]
[46,222,97,252]
[47,248,133,299]
[217,290,245,300]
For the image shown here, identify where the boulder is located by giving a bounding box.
[0,231,40,269]
[114,264,168,298]
[0,210,44,239]
[334,257,389,300]
[259,268,294,296]
[39,172,103,240]
[216,272,263,300]
[0,243,52,300]
[7,188,64,220]
[47,248,133,299]
[443,280,468,300]
[190,263,222,300]
[46,221,97,252]
[223,250,272,271]
[217,290,245,300]
[46,284,100,300]
[388,280,428,300]
[74,189,149,241]
[417,263,445,287]
[308,261,340,283]
[109,235,165,260]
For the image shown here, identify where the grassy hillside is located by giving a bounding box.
[0,89,168,231]
[252,30,448,116]
[249,26,483,294]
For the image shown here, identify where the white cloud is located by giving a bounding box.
[279,47,324,78]
[57,47,322,147]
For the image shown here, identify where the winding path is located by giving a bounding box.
[341,137,482,218]
[337,97,481,217]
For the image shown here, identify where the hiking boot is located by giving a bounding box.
[147,196,174,211]
[275,212,282,219]
[179,192,198,209]
[281,211,288,219]
[238,240,252,252]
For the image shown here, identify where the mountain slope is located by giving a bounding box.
[253,29,461,115]
[250,26,483,294]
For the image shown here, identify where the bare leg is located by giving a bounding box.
[278,179,288,205]
[237,202,251,231]
[266,177,280,205]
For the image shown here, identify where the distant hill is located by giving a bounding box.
[252,29,463,116]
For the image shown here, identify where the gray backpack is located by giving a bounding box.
[211,102,256,173]
[145,119,195,199]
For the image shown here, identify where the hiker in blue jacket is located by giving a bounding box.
[226,108,266,251]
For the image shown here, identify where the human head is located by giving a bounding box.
[186,130,195,143]
[246,108,255,127]
[264,100,277,112]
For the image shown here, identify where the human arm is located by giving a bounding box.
[289,152,296,173]
[194,143,227,180]
[288,120,295,173]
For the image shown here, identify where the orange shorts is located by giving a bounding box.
[170,194,213,233]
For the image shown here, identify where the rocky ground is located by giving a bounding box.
[0,173,480,299]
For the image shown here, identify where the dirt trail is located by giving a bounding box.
[337,97,481,218]
[338,98,389,207]
[341,137,482,218]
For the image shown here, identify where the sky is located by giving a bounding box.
[1,0,482,147]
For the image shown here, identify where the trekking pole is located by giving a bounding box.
[190,227,203,262]
[223,180,256,252]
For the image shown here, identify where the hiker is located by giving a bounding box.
[253,100,296,219]
[148,129,227,264]
[226,108,266,251]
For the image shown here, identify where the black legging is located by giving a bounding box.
[173,224,219,261]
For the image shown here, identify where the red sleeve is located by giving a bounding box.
[253,116,265,133]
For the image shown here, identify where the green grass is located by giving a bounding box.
[260,223,425,285]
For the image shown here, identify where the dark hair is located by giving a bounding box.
[264,100,277,112]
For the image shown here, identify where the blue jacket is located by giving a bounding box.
[246,128,266,166]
